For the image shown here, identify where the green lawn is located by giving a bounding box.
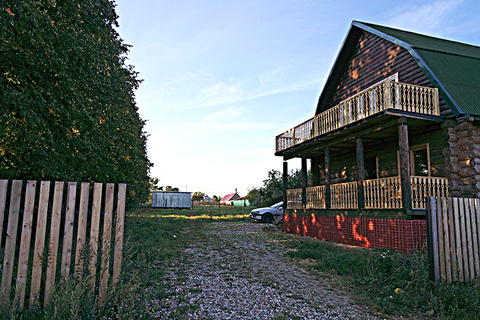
[3,204,478,319]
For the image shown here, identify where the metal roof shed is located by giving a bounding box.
[152,191,192,209]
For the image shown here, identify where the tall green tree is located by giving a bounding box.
[0,0,151,204]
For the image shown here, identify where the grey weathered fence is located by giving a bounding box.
[0,180,126,308]
[426,197,480,283]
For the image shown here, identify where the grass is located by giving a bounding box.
[0,204,250,320]
[280,235,480,319]
[2,204,478,319]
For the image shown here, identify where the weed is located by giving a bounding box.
[285,238,480,319]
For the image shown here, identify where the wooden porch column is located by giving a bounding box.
[356,138,365,210]
[301,156,307,209]
[311,157,322,186]
[283,160,288,209]
[325,148,331,210]
[398,124,412,212]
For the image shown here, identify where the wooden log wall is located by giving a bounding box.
[442,119,480,198]
[0,180,126,309]
[323,31,451,117]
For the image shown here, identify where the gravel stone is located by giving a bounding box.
[148,222,391,319]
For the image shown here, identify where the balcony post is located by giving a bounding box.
[301,156,307,210]
[356,138,365,210]
[283,160,288,210]
[325,148,331,210]
[398,123,412,213]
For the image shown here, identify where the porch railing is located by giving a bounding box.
[286,188,303,209]
[286,177,448,210]
[411,176,449,209]
[364,177,402,209]
[331,181,358,209]
[276,79,440,152]
[307,185,326,209]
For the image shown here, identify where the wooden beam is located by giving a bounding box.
[311,156,322,186]
[302,156,307,210]
[283,161,288,209]
[325,148,331,210]
[279,117,402,159]
[398,124,412,212]
[356,138,365,210]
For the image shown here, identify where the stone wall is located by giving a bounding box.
[442,119,480,198]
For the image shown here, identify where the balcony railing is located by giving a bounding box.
[276,79,440,152]
[286,177,448,210]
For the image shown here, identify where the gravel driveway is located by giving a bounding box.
[149,221,389,319]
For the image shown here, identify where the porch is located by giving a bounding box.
[286,176,448,210]
[276,78,447,218]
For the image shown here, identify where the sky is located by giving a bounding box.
[114,0,480,199]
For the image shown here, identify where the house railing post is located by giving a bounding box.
[301,156,307,210]
[325,148,331,210]
[398,122,412,214]
[356,138,365,210]
[283,160,288,210]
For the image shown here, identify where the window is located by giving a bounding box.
[410,144,430,177]
[365,156,378,179]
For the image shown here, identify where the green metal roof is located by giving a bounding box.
[355,21,480,117]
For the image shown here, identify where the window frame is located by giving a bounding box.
[409,143,431,177]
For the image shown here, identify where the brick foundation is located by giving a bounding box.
[283,214,427,253]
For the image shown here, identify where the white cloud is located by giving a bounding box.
[385,0,463,36]
[203,106,244,123]
[258,67,287,85]
[194,81,245,108]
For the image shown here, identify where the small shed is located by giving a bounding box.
[152,191,192,208]
[232,198,251,207]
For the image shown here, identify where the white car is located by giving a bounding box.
[249,201,283,223]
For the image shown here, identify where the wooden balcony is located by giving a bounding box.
[286,176,448,210]
[276,79,440,153]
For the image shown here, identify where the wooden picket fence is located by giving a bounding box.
[0,180,126,309]
[426,197,480,284]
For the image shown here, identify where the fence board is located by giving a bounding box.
[88,183,103,290]
[475,199,480,276]
[427,197,440,282]
[30,181,51,308]
[459,199,470,281]
[113,184,126,285]
[75,182,90,281]
[99,183,114,306]
[0,180,23,305]
[15,181,37,308]
[0,180,7,247]
[441,197,452,284]
[61,182,77,278]
[453,198,464,282]
[436,197,446,283]
[44,181,65,305]
[448,197,458,282]
[464,199,474,281]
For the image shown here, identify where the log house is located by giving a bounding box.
[275,21,480,252]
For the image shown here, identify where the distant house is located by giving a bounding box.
[203,195,213,202]
[220,189,241,205]
[275,20,480,253]
[232,198,251,207]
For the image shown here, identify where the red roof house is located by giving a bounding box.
[220,189,241,204]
